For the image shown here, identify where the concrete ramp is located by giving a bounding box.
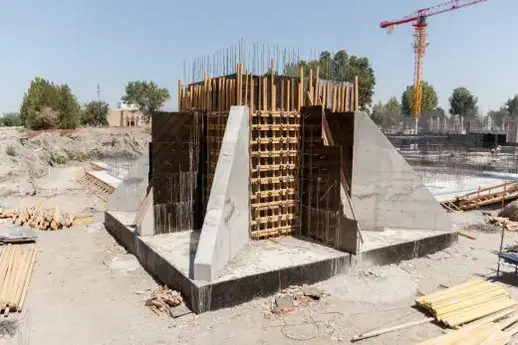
[349,112,451,232]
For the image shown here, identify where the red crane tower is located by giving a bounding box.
[380,0,489,128]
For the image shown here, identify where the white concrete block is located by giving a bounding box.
[193,106,250,281]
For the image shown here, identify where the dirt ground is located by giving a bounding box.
[1,130,518,344]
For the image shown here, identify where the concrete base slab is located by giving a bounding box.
[105,211,458,314]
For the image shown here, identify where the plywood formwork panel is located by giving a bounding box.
[299,106,358,253]
[249,110,301,239]
[150,111,205,234]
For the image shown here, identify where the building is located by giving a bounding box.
[107,102,146,127]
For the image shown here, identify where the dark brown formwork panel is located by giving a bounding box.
[299,106,357,253]
[150,111,205,234]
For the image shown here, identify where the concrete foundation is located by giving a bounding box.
[104,210,456,313]
[193,106,250,281]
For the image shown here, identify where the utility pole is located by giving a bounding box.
[97,84,100,101]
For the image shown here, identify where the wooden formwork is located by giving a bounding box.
[206,111,229,201]
[249,110,301,239]
[77,172,116,201]
[150,111,204,234]
[178,62,359,114]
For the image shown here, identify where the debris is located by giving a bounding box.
[273,295,294,313]
[0,201,93,231]
[0,244,37,316]
[457,230,476,240]
[301,284,322,300]
[0,226,37,244]
[169,303,192,318]
[485,215,518,231]
[145,286,183,318]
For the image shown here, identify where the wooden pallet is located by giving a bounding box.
[77,172,116,201]
[441,181,518,212]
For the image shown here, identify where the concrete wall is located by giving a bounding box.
[350,112,451,233]
[193,106,250,281]
[107,147,150,213]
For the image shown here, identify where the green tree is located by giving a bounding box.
[449,87,478,117]
[0,112,22,127]
[122,81,170,122]
[401,81,439,116]
[20,77,80,129]
[505,95,518,116]
[81,101,109,127]
[371,97,401,128]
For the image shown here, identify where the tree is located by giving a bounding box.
[122,81,170,122]
[0,112,22,127]
[449,87,478,117]
[505,95,518,116]
[371,97,401,128]
[401,81,439,116]
[20,77,81,129]
[281,50,375,110]
[81,101,109,127]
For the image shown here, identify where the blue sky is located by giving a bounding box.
[0,0,513,114]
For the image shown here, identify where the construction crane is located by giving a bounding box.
[380,0,488,132]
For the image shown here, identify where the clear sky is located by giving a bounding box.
[0,0,514,114]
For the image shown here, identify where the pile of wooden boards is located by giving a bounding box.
[415,279,518,344]
[416,279,516,328]
[0,244,36,317]
[145,286,183,317]
[0,201,93,231]
[486,216,518,231]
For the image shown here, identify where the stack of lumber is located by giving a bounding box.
[0,244,37,317]
[145,286,183,317]
[415,306,518,344]
[0,201,93,231]
[486,216,518,232]
[416,279,516,328]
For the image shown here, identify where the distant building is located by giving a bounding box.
[107,102,146,127]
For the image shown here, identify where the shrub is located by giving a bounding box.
[81,101,109,127]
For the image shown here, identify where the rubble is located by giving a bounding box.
[145,286,183,317]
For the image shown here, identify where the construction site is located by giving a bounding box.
[4,0,518,344]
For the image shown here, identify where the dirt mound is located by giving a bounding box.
[498,200,518,221]
[0,128,150,197]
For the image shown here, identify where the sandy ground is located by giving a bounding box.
[0,165,517,345]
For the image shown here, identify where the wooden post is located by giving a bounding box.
[345,85,350,112]
[262,76,267,111]
[258,77,263,111]
[271,59,276,111]
[237,64,242,105]
[244,73,249,106]
[354,75,359,112]
[315,66,320,105]
[298,66,304,111]
[250,75,254,113]
[177,80,182,111]
[286,80,291,112]
[280,79,285,111]
[309,68,313,107]
[477,186,481,209]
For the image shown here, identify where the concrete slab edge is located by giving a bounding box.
[104,211,458,314]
